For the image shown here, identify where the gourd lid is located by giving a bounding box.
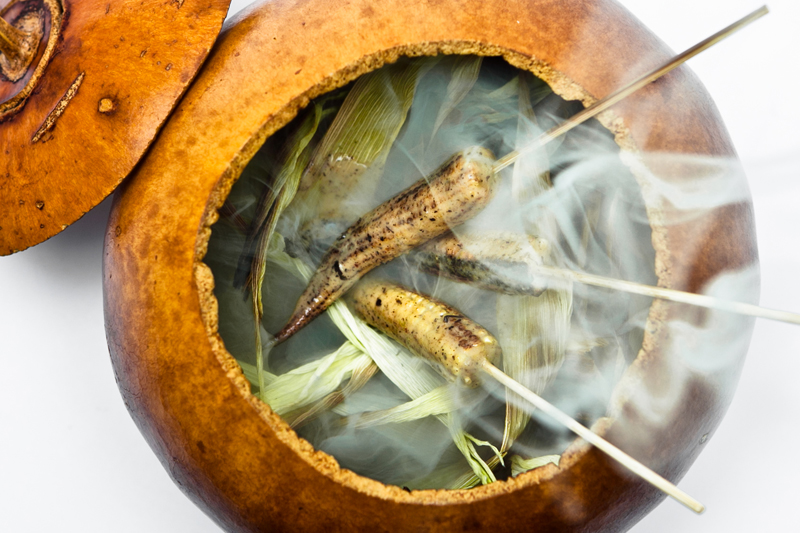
[0,0,231,255]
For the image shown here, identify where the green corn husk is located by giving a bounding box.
[261,341,370,415]
[418,446,503,490]
[497,73,573,453]
[234,101,330,393]
[456,431,504,480]
[510,454,561,477]
[439,451,561,490]
[430,56,483,141]
[290,60,432,240]
[239,361,277,388]
[241,340,377,426]
[236,102,329,293]
[340,385,464,429]
[497,291,572,451]
[459,76,519,126]
[266,232,497,484]
[290,358,378,428]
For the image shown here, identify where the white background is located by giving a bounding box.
[1,0,798,530]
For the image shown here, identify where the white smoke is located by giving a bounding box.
[205,54,757,491]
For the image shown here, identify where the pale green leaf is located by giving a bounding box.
[235,101,329,387]
[266,232,496,484]
[262,342,370,415]
[510,454,561,477]
[342,385,459,428]
[291,60,434,232]
[497,73,573,453]
[430,56,483,140]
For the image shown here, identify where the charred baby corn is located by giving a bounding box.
[351,279,501,387]
[274,147,497,342]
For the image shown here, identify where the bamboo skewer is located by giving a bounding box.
[487,10,775,509]
[493,5,770,173]
[481,361,705,514]
[532,264,800,326]
[487,8,771,508]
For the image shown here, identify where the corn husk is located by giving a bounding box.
[258,341,370,414]
[266,233,497,484]
[239,361,277,388]
[510,454,560,477]
[290,359,378,428]
[241,340,376,426]
[497,291,572,450]
[290,60,432,241]
[510,73,553,201]
[233,102,330,392]
[339,385,464,428]
[426,451,560,490]
[497,73,573,453]
[236,102,329,293]
[218,200,249,234]
[430,56,483,140]
[462,76,519,126]
[488,76,520,100]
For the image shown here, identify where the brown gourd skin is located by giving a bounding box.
[352,279,501,387]
[103,0,758,531]
[275,146,496,342]
[0,0,230,255]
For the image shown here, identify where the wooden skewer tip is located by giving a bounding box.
[492,5,769,174]
[532,264,800,327]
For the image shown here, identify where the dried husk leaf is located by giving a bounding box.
[290,60,431,240]
[239,361,277,387]
[341,385,461,428]
[290,358,378,428]
[510,454,561,477]
[240,341,369,414]
[497,73,573,453]
[240,338,377,427]
[233,102,330,390]
[265,233,496,483]
[497,290,572,450]
[458,76,519,126]
[263,343,369,415]
[236,102,328,294]
[488,76,520,100]
[430,56,483,140]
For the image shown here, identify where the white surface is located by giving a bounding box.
[1,0,798,531]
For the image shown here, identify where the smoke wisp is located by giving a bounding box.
[205,55,756,491]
